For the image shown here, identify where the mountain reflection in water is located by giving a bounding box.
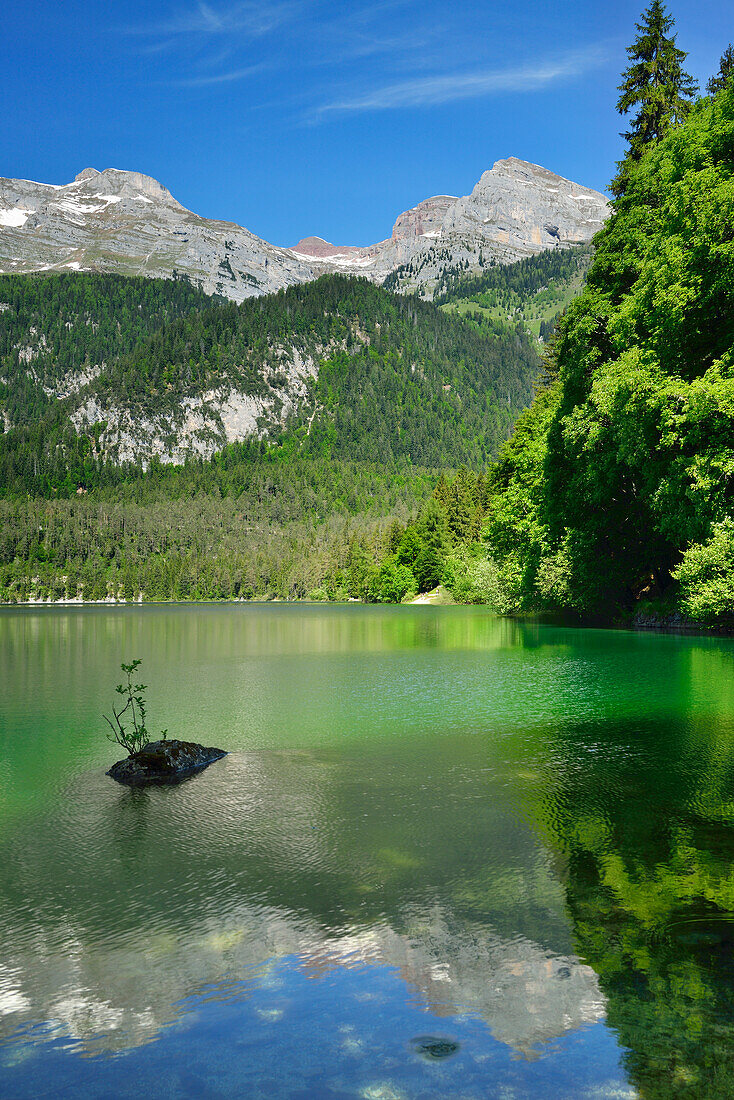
[0,750,602,1058]
[1,605,733,1097]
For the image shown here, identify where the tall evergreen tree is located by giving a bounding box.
[613,2,697,194]
[707,45,734,95]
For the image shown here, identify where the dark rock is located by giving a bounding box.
[410,1035,460,1060]
[107,739,227,786]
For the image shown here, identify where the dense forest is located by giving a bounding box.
[0,270,529,603]
[437,244,593,340]
[0,272,215,434]
[482,36,734,626]
[0,272,539,491]
[0,464,490,604]
[0,273,219,496]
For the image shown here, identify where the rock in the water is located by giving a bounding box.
[107,739,227,786]
[410,1036,460,1060]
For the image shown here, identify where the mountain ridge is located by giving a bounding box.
[0,159,609,301]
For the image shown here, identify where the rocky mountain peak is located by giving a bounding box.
[0,166,313,298]
[0,157,610,299]
[482,156,606,200]
[390,195,458,242]
[489,156,552,177]
[75,167,102,182]
[436,156,610,259]
[291,236,361,259]
[70,167,181,206]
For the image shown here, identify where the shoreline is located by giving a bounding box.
[1,596,731,639]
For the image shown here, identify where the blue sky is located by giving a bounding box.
[3,0,731,246]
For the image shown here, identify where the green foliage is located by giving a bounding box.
[0,459,437,603]
[379,468,501,603]
[482,385,563,612]
[367,558,417,603]
[0,462,490,607]
[89,271,537,471]
[481,85,734,624]
[103,659,166,757]
[614,1,697,193]
[394,499,446,593]
[442,544,502,605]
[674,519,734,623]
[708,44,734,96]
[0,271,212,415]
[0,272,216,496]
[0,272,539,493]
[436,244,592,338]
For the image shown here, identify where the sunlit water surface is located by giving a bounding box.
[1,605,734,1098]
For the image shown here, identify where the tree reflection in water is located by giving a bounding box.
[548,695,734,1099]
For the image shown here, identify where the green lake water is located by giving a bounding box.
[1,604,734,1098]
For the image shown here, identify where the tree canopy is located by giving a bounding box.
[483,84,734,625]
[613,1,697,193]
[707,44,734,96]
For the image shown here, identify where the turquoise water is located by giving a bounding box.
[1,605,734,1097]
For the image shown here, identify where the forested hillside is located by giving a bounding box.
[0,269,541,603]
[0,272,539,492]
[0,273,215,426]
[437,245,593,339]
[482,83,734,626]
[86,273,539,468]
[0,461,491,603]
[0,273,218,496]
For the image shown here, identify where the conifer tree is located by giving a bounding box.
[613,2,697,193]
[707,45,734,95]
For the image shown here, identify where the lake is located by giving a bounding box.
[1,604,734,1098]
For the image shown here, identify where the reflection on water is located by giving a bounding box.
[0,605,733,1097]
[0,753,603,1060]
[547,709,734,1099]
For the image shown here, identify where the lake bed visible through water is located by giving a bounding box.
[1,605,734,1098]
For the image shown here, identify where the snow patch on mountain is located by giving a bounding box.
[0,159,609,300]
[0,208,32,228]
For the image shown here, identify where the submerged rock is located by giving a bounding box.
[410,1036,460,1060]
[107,739,227,786]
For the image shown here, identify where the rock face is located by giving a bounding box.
[290,236,362,260]
[391,194,457,241]
[0,167,314,302]
[107,739,227,786]
[70,339,338,465]
[290,159,609,295]
[445,158,607,253]
[1,159,609,300]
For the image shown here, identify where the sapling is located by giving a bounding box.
[103,659,168,757]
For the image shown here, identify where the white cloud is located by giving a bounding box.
[314,45,609,117]
[171,63,267,87]
[129,1,300,39]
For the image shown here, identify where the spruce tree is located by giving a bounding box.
[613,2,697,193]
[707,45,734,95]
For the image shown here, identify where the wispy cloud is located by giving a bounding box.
[127,1,300,40]
[325,31,432,63]
[170,63,268,87]
[313,46,609,118]
[124,1,300,88]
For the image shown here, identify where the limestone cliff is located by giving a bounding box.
[0,159,609,300]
